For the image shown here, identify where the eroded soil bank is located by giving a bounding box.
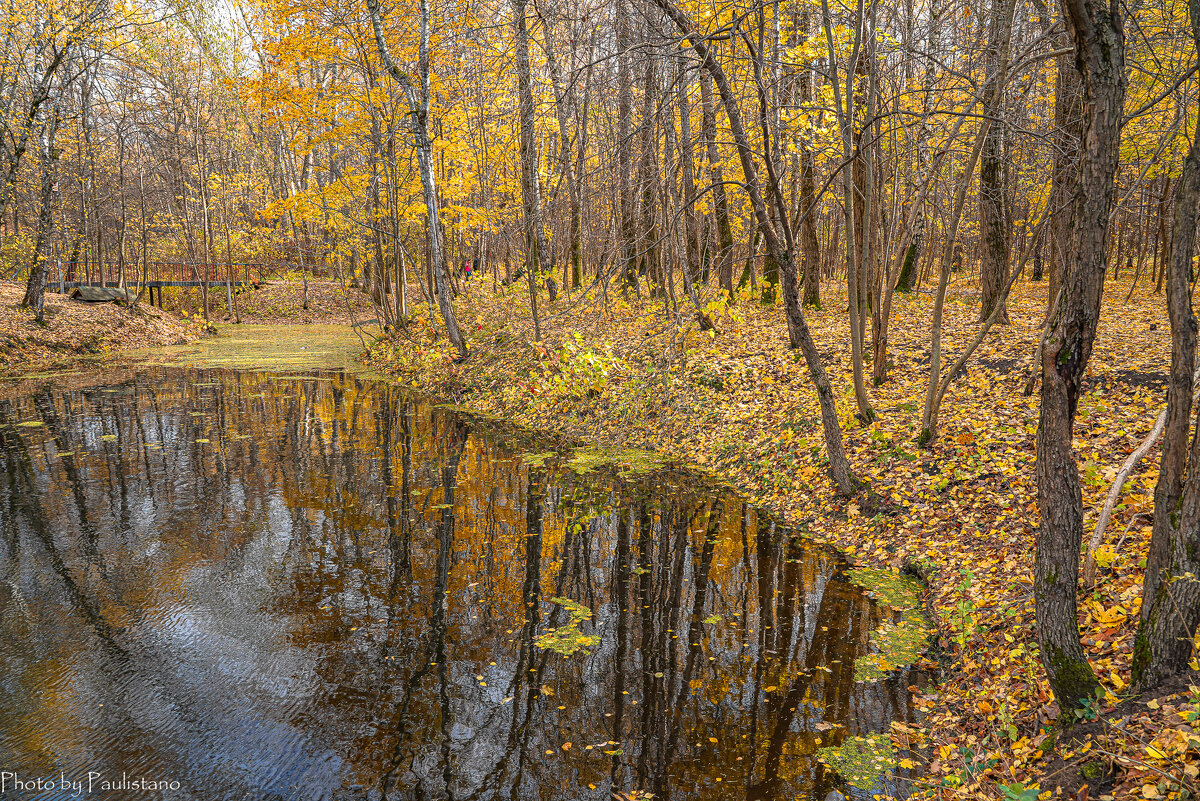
[0,280,198,376]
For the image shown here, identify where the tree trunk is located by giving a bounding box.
[616,0,638,293]
[1047,44,1083,317]
[1132,0,1200,691]
[367,0,468,358]
[22,100,63,322]
[822,0,875,422]
[514,0,545,340]
[638,53,662,295]
[676,58,702,287]
[699,71,734,296]
[1034,0,1126,713]
[979,0,1015,324]
[653,0,858,496]
[538,4,583,291]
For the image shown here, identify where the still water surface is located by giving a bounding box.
[0,369,918,800]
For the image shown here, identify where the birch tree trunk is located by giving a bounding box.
[22,89,64,322]
[367,0,468,358]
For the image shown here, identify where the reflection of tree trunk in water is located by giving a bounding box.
[0,418,125,654]
[635,505,659,791]
[432,427,458,801]
[383,396,414,590]
[747,515,776,781]
[32,389,101,563]
[509,465,545,796]
[645,501,697,792]
[757,518,778,656]
[662,499,721,767]
[610,506,633,790]
[750,555,849,801]
[378,415,468,800]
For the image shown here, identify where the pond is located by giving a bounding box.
[0,367,922,800]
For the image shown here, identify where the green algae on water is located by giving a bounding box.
[845,567,923,610]
[845,567,931,682]
[535,597,599,657]
[817,733,897,791]
[854,613,932,681]
[520,451,556,467]
[566,445,664,477]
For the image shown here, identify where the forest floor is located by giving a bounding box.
[0,280,198,377]
[365,276,1197,800]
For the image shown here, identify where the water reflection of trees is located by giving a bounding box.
[0,370,918,801]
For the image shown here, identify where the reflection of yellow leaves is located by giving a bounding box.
[540,685,554,696]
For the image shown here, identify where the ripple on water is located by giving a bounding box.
[0,368,926,800]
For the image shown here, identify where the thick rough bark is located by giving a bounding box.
[1034,0,1125,712]
[1132,0,1200,689]
[539,8,583,289]
[798,139,822,308]
[978,9,1012,324]
[616,0,638,293]
[676,59,702,287]
[797,32,821,309]
[637,55,661,293]
[1048,46,1084,317]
